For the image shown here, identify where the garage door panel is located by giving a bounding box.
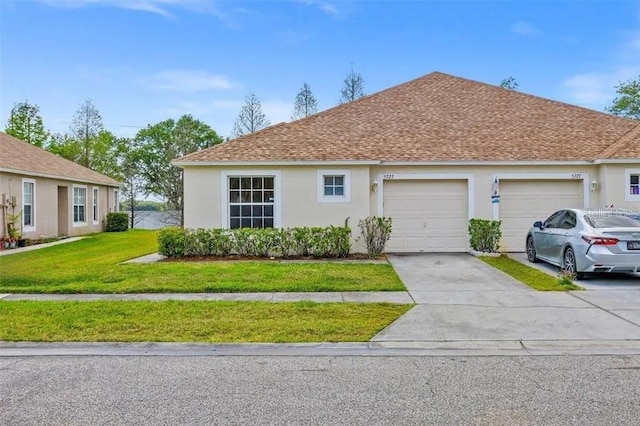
[384,180,468,252]
[500,180,583,252]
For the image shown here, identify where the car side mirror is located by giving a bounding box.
[533,221,543,229]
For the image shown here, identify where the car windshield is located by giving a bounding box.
[584,214,640,228]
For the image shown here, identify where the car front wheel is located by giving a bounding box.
[563,247,584,280]
[526,236,540,263]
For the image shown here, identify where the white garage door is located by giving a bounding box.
[384,180,468,252]
[499,180,584,252]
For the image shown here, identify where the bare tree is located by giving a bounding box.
[70,98,104,168]
[499,77,519,91]
[339,68,365,104]
[292,83,318,120]
[233,92,270,137]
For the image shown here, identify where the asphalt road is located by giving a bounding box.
[1,355,639,425]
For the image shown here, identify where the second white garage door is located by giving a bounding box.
[499,179,584,252]
[384,180,468,252]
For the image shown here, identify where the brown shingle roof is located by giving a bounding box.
[0,132,120,186]
[177,72,640,163]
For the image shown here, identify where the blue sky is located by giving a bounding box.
[1,0,639,139]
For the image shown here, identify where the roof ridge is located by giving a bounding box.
[596,123,640,159]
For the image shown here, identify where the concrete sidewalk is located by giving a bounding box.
[0,291,414,304]
[0,237,83,256]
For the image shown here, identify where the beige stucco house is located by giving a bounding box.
[0,132,120,238]
[174,72,640,253]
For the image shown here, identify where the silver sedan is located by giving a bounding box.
[526,209,640,279]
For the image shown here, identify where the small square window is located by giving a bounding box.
[229,178,240,190]
[230,205,240,217]
[627,170,640,200]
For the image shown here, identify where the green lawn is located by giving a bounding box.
[480,256,582,291]
[0,300,412,342]
[0,230,405,293]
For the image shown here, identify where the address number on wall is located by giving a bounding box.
[383,174,395,180]
[571,173,582,179]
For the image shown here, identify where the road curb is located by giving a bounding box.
[2,340,640,357]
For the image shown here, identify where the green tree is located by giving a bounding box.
[119,141,146,228]
[292,83,318,120]
[47,129,123,180]
[5,100,49,147]
[339,68,365,104]
[499,77,519,90]
[606,76,640,120]
[47,133,82,162]
[233,92,270,138]
[135,115,223,226]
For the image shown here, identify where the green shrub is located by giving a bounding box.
[158,227,185,258]
[291,227,313,257]
[468,219,502,253]
[278,228,295,258]
[105,212,129,232]
[211,229,233,256]
[357,217,392,258]
[158,225,353,259]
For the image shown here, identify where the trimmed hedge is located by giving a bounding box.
[158,226,352,259]
[106,212,129,232]
[468,218,502,253]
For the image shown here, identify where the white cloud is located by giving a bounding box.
[142,70,234,92]
[563,66,640,109]
[511,21,538,36]
[38,0,221,18]
[299,0,339,16]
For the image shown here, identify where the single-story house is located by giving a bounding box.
[174,72,640,253]
[0,132,120,238]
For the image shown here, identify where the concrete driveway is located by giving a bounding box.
[509,252,640,290]
[373,253,640,348]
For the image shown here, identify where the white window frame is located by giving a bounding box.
[72,185,88,226]
[93,187,99,224]
[113,189,119,212]
[22,178,36,233]
[625,169,640,202]
[317,169,351,203]
[221,170,282,229]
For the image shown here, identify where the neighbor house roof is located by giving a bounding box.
[0,132,120,186]
[176,72,640,164]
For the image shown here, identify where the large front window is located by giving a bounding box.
[23,180,35,229]
[229,176,274,229]
[73,186,87,224]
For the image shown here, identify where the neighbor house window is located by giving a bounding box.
[228,176,274,229]
[625,169,640,202]
[93,188,99,224]
[113,189,119,212]
[317,169,351,203]
[73,186,87,224]
[22,179,35,231]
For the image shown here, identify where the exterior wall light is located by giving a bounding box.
[371,181,378,192]
[590,180,598,192]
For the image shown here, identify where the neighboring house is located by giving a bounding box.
[174,72,640,253]
[0,132,120,238]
